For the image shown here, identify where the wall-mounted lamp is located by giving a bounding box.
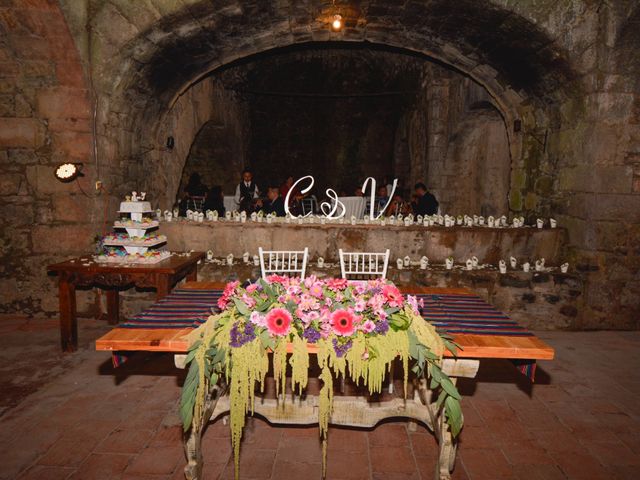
[331,14,343,31]
[54,162,84,182]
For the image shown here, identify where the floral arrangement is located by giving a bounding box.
[181,276,462,479]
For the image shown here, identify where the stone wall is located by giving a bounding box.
[0,1,97,315]
[162,221,565,266]
[175,79,248,198]
[0,0,637,330]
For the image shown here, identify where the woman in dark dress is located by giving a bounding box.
[203,185,225,216]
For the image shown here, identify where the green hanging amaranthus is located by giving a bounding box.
[181,276,463,480]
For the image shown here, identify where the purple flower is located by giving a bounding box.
[230,321,256,348]
[332,338,353,358]
[302,327,322,344]
[374,319,389,335]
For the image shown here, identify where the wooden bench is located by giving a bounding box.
[95,282,554,480]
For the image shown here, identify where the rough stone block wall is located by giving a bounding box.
[0,0,637,331]
[0,1,96,315]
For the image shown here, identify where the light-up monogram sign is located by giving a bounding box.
[284,176,398,220]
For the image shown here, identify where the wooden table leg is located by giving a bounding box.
[156,274,171,300]
[106,289,120,325]
[59,274,77,352]
[186,264,198,282]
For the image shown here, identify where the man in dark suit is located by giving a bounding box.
[256,187,286,217]
[412,182,439,216]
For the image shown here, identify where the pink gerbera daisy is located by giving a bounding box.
[331,309,355,336]
[382,284,404,307]
[265,308,292,336]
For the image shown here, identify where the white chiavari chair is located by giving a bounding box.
[338,249,390,280]
[258,247,309,279]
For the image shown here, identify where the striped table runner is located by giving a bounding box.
[119,288,222,329]
[114,288,536,379]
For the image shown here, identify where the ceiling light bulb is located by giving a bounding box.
[332,14,342,31]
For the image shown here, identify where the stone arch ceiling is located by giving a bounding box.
[84,0,579,122]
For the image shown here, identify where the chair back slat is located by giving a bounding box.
[339,249,390,280]
[259,247,309,279]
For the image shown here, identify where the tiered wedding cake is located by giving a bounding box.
[96,192,171,264]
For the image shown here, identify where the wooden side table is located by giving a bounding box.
[48,252,205,352]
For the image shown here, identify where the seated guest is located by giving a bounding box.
[412,182,439,216]
[203,185,225,216]
[387,192,411,216]
[180,172,208,214]
[376,185,389,215]
[234,168,260,213]
[280,176,295,198]
[256,187,286,217]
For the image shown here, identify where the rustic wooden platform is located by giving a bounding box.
[95,282,554,361]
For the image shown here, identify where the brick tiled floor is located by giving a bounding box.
[1,316,639,479]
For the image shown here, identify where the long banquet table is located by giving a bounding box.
[95,280,554,480]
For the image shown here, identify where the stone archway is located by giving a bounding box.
[75,0,577,214]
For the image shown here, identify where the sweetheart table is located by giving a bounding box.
[95,280,553,480]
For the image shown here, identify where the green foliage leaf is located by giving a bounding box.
[389,312,411,331]
[233,298,251,316]
[439,375,462,400]
[445,396,463,437]
[259,329,276,350]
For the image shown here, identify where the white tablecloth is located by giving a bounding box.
[339,196,366,219]
[223,196,237,213]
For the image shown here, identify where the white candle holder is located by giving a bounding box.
[317,257,324,268]
[465,259,474,271]
[510,256,517,269]
[537,218,544,229]
[253,255,260,266]
[197,212,204,222]
[550,218,557,228]
[522,262,530,273]
[206,250,214,261]
[488,216,495,228]
[186,210,194,221]
[499,260,507,274]
[173,208,179,219]
[403,255,411,267]
[250,212,257,222]
[445,257,454,270]
[226,253,234,266]
[560,262,569,273]
[242,252,250,263]
[420,256,429,269]
[396,258,404,270]
[225,211,232,221]
[471,256,479,268]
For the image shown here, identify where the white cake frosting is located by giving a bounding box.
[119,201,152,213]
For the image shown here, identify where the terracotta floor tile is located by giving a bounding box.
[325,449,370,479]
[68,453,132,480]
[16,465,75,480]
[550,451,611,480]
[272,460,322,479]
[458,448,514,480]
[220,449,276,479]
[369,446,417,475]
[277,436,322,463]
[326,427,369,453]
[96,428,154,454]
[368,423,410,447]
[125,444,183,476]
